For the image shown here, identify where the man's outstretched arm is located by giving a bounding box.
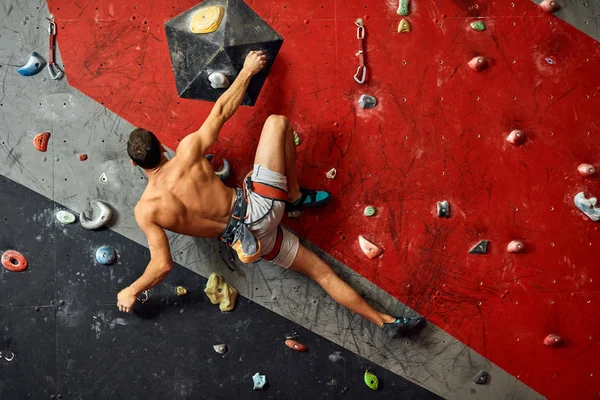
[177,50,267,159]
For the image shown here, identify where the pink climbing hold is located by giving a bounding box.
[578,163,596,177]
[468,56,488,72]
[544,334,563,347]
[358,235,383,259]
[506,129,525,145]
[507,240,525,253]
[540,0,560,13]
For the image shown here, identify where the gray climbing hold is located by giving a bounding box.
[80,200,113,230]
[473,370,488,384]
[213,344,227,354]
[574,192,600,222]
[252,372,267,390]
[208,72,230,89]
[56,210,76,225]
[95,246,116,265]
[17,52,46,76]
[437,201,450,218]
[205,154,230,181]
[358,94,377,109]
[469,240,489,254]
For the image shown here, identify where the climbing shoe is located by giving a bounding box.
[381,316,426,339]
[285,186,331,212]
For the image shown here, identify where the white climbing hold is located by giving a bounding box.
[56,210,76,225]
[208,72,230,89]
[540,0,560,13]
[507,240,525,253]
[574,192,600,222]
[468,56,488,72]
[578,163,596,177]
[506,129,525,146]
[80,200,113,230]
[326,168,337,179]
[99,173,108,184]
[359,235,383,259]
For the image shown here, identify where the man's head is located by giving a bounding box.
[127,128,164,170]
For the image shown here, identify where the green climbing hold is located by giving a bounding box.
[294,132,301,146]
[364,370,379,391]
[470,21,486,31]
[364,206,376,217]
[397,0,410,16]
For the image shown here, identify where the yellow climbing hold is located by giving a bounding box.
[204,272,238,312]
[190,6,225,34]
[398,19,411,33]
[176,286,188,296]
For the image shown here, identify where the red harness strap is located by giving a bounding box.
[249,181,288,202]
[262,226,283,261]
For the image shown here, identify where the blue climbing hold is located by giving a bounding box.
[95,246,117,265]
[17,52,46,76]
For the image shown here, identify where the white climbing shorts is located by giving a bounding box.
[245,164,300,268]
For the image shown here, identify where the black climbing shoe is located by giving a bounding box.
[381,317,426,339]
[285,186,331,212]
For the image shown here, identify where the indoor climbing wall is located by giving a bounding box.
[32,0,600,399]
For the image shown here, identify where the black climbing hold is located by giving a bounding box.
[473,370,489,384]
[469,240,489,254]
[165,0,283,106]
[437,201,450,218]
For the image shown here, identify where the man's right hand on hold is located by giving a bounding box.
[243,50,267,76]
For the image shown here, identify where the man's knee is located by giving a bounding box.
[264,114,289,132]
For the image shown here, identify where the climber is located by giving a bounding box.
[117,50,426,338]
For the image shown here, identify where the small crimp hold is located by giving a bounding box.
[285,339,308,352]
[543,334,563,347]
[574,192,600,222]
[577,163,596,177]
[1,250,28,272]
[326,168,337,179]
[507,240,524,253]
[176,286,188,296]
[397,19,411,33]
[540,0,560,13]
[204,272,238,312]
[437,201,450,218]
[95,246,116,265]
[294,132,301,146]
[17,52,46,76]
[364,370,379,391]
[397,0,410,16]
[359,235,383,259]
[33,132,51,152]
[213,343,227,354]
[506,129,525,146]
[470,21,486,31]
[99,173,108,184]
[252,372,267,390]
[364,206,376,217]
[468,56,488,72]
[208,72,230,89]
[469,240,489,254]
[80,200,113,230]
[190,6,225,33]
[358,94,377,109]
[56,210,76,225]
[79,154,88,161]
[473,370,489,384]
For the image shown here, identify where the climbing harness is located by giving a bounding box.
[354,18,366,84]
[47,14,63,80]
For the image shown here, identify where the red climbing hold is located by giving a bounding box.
[577,163,596,177]
[33,131,50,152]
[1,250,28,272]
[540,0,560,13]
[285,339,308,352]
[79,154,88,161]
[544,334,563,347]
[359,235,383,259]
[506,129,525,145]
[507,240,525,253]
[468,56,488,72]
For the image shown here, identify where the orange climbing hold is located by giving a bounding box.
[79,154,88,161]
[2,250,28,272]
[359,235,383,259]
[577,163,596,177]
[33,131,50,152]
[540,0,560,13]
[507,240,525,253]
[468,56,488,72]
[285,339,308,352]
[544,334,563,347]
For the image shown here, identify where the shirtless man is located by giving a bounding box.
[117,50,425,338]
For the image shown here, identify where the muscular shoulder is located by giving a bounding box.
[134,201,156,230]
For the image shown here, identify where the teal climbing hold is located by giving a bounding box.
[364,370,379,390]
[397,0,410,16]
[470,21,486,31]
[364,206,376,217]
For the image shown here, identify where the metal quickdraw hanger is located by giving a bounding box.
[354,18,366,84]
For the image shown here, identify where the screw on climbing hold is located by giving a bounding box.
[190,6,225,33]
[364,206,376,217]
[359,235,383,259]
[56,210,76,225]
[208,72,230,89]
[99,173,108,184]
[17,52,46,76]
[205,272,238,312]
[285,339,308,352]
[540,0,560,13]
[545,58,554,65]
[137,290,149,303]
[397,0,410,16]
[33,132,51,152]
[213,343,227,354]
[470,21,486,31]
[326,168,337,179]
[1,250,28,272]
[468,56,488,72]
[507,240,525,253]
[252,372,267,390]
[364,370,379,391]
[574,192,600,222]
[578,163,596,177]
[176,286,188,296]
[354,19,367,84]
[544,334,563,347]
[46,15,63,80]
[473,370,489,384]
[80,200,113,230]
[204,155,231,181]
[506,129,525,146]
[293,132,301,146]
[469,240,489,254]
[358,94,377,109]
[397,19,411,33]
[437,201,450,218]
[95,246,116,265]
[79,154,88,161]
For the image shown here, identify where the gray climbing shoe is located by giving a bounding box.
[381,317,426,338]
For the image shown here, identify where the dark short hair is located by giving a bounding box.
[127,128,162,169]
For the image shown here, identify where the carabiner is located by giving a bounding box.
[355,18,365,39]
[47,64,63,80]
[354,66,366,84]
[46,14,63,80]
